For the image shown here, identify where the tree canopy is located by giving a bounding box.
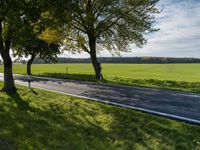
[0,0,160,92]
[0,0,65,92]
[0,0,30,92]
[63,0,159,79]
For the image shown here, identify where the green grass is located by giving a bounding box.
[1,63,200,92]
[0,82,200,149]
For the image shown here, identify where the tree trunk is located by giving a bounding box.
[3,57,16,93]
[89,36,103,80]
[0,21,16,93]
[27,54,36,75]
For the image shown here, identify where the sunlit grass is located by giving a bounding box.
[0,82,200,149]
[0,63,200,92]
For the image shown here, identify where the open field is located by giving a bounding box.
[0,82,200,149]
[0,63,200,92]
[0,63,200,82]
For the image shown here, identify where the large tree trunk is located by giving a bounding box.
[3,56,16,93]
[89,36,103,80]
[0,41,16,93]
[0,21,16,93]
[27,54,36,75]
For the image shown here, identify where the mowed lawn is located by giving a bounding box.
[0,63,200,92]
[0,82,200,149]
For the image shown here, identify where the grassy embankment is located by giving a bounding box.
[0,63,199,93]
[0,82,200,149]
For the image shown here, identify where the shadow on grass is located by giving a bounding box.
[0,86,200,149]
[98,103,200,150]
[1,89,38,112]
[109,77,200,93]
[0,89,113,149]
[40,72,98,82]
[38,72,200,93]
[29,89,38,95]
[7,92,31,111]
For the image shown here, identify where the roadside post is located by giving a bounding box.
[28,75,31,90]
[66,67,68,74]
[100,70,102,81]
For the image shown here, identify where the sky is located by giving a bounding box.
[66,0,200,58]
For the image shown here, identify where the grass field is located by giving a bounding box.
[0,63,200,92]
[0,82,200,149]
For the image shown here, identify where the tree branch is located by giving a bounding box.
[71,24,87,33]
[65,37,91,54]
[73,13,88,31]
[96,7,136,36]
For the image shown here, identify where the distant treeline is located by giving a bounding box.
[20,57,200,64]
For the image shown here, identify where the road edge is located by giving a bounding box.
[32,85,200,125]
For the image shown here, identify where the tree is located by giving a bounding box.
[0,0,62,92]
[14,38,60,75]
[0,0,25,93]
[0,0,41,93]
[63,0,159,80]
[12,18,62,75]
[13,0,70,75]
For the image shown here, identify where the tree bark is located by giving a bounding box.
[0,21,16,93]
[27,54,36,75]
[89,36,103,80]
[3,56,16,93]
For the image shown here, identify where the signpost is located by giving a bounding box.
[66,67,68,74]
[100,70,102,81]
[28,75,31,90]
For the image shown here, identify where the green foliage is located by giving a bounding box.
[39,27,64,44]
[13,33,61,63]
[0,82,200,149]
[64,0,159,54]
[0,0,43,44]
[10,0,67,63]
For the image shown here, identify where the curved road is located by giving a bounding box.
[0,74,200,125]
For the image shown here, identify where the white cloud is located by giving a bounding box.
[68,0,200,58]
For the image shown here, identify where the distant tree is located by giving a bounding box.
[63,0,159,80]
[14,38,60,75]
[12,0,70,75]
[13,20,63,75]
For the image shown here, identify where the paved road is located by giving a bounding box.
[0,74,200,124]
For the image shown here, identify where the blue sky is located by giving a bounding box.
[67,0,200,58]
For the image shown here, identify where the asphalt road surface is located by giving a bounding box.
[0,74,200,124]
